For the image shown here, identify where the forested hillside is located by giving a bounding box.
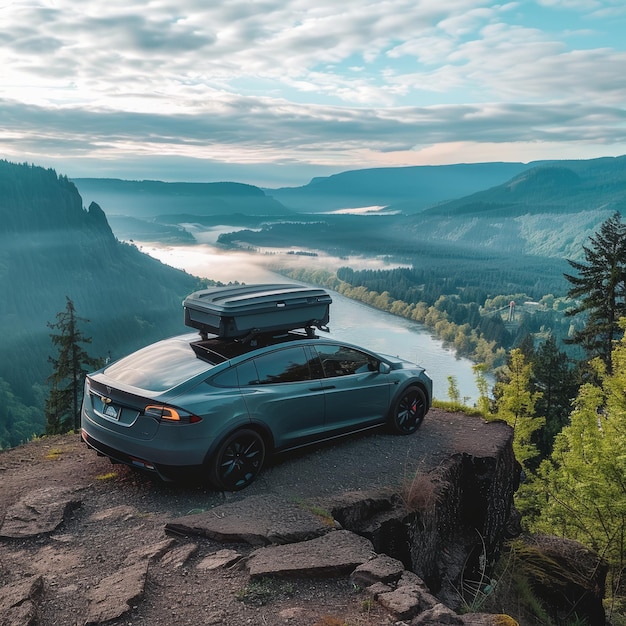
[74,178,292,218]
[0,161,206,447]
[396,155,626,260]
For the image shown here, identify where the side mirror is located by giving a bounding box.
[379,362,391,374]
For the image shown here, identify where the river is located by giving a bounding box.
[138,239,485,404]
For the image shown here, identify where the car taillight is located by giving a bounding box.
[144,405,202,424]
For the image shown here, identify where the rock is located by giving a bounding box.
[376,569,439,620]
[84,561,148,625]
[0,486,82,538]
[123,538,176,565]
[512,534,607,626]
[246,529,375,578]
[165,494,333,546]
[159,542,198,568]
[0,576,44,626]
[328,490,399,531]
[377,584,423,621]
[410,602,464,625]
[351,553,406,587]
[365,581,393,598]
[197,548,242,570]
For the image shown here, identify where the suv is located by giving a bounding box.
[81,295,432,491]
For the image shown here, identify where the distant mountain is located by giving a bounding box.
[396,155,626,260]
[73,178,293,218]
[265,162,533,213]
[419,156,626,217]
[0,161,205,447]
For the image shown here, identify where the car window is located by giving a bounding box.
[211,367,239,388]
[251,346,312,384]
[314,344,379,378]
[103,338,213,392]
[236,360,259,386]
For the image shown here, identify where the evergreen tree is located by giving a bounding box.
[0,378,43,448]
[493,348,545,470]
[46,298,101,434]
[530,335,577,458]
[564,211,626,373]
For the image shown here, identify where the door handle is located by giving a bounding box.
[319,385,336,391]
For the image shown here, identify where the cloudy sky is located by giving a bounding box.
[1,0,625,187]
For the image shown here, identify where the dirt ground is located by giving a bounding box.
[0,409,509,626]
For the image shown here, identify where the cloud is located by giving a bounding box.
[0,0,625,183]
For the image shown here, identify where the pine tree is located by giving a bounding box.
[493,348,545,470]
[46,298,101,434]
[530,335,577,459]
[564,211,626,373]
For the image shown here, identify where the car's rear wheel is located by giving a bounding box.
[209,428,266,491]
[388,386,427,435]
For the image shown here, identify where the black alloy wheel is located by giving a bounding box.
[388,386,427,435]
[210,428,266,491]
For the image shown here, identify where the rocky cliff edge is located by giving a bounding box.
[0,408,522,626]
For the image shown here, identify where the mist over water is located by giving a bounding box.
[139,241,484,404]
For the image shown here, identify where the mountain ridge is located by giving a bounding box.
[0,161,205,447]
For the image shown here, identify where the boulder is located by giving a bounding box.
[165,494,333,546]
[246,529,375,578]
[0,576,44,626]
[0,486,82,538]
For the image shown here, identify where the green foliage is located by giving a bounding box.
[235,577,294,606]
[530,336,578,458]
[564,211,626,372]
[473,363,493,417]
[45,298,101,434]
[0,377,43,449]
[447,375,461,404]
[532,321,626,608]
[493,349,545,470]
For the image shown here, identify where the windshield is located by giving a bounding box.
[103,336,213,392]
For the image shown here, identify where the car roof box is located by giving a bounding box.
[183,283,332,338]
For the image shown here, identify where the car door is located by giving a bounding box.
[313,343,392,431]
[237,345,325,449]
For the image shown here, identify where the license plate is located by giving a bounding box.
[103,404,120,420]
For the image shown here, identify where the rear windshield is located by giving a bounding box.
[103,337,213,392]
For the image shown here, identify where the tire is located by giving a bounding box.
[388,386,427,435]
[209,428,266,491]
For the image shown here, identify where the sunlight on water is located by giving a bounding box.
[138,241,484,404]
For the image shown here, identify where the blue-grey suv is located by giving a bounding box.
[81,324,432,490]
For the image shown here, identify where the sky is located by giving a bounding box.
[1,0,625,187]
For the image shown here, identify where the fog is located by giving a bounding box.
[139,242,409,284]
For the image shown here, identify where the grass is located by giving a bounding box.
[235,577,294,606]
[293,499,336,526]
[432,398,485,417]
[44,448,63,460]
[400,467,440,514]
[95,471,118,480]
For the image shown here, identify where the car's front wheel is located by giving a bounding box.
[209,428,266,491]
[388,386,427,435]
